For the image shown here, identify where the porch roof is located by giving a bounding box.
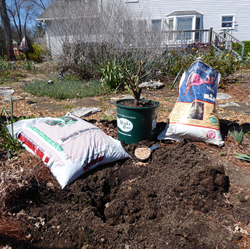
[166,10,203,17]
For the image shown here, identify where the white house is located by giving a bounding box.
[36,0,249,56]
[124,0,249,41]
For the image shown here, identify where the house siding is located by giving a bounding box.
[125,0,250,41]
[39,0,250,55]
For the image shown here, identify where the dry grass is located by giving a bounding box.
[0,217,28,246]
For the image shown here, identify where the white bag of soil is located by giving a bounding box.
[158,58,224,147]
[8,113,130,188]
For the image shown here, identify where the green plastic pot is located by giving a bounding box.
[115,99,161,144]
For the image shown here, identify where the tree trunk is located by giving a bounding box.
[133,88,142,107]
[0,0,15,60]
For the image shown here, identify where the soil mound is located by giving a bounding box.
[3,137,250,249]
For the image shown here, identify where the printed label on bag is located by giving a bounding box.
[206,130,216,139]
[45,116,77,127]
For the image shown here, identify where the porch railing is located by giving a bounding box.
[161,28,245,59]
[162,29,211,48]
[212,29,245,59]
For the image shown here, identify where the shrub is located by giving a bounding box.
[202,47,240,80]
[62,41,112,79]
[161,47,241,81]
[27,43,51,62]
[161,49,198,79]
[233,41,250,58]
[244,41,250,57]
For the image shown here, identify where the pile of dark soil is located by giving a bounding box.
[2,126,250,248]
[117,99,158,108]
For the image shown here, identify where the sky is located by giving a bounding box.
[3,0,52,30]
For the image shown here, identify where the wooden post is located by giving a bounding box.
[208,27,213,45]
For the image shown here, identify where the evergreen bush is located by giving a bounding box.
[27,43,51,62]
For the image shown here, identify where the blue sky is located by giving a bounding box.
[4,0,52,29]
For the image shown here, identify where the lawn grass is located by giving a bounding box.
[22,79,110,100]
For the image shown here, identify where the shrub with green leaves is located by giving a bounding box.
[27,43,51,62]
[202,48,240,80]
[161,47,240,81]
[161,49,198,79]
[233,41,250,58]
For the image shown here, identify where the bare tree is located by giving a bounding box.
[43,0,165,78]
[30,0,54,11]
[0,0,15,59]
[0,25,6,58]
[6,0,39,42]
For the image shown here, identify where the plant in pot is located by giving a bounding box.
[122,59,144,107]
[115,59,161,144]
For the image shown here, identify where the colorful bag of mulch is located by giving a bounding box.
[8,113,130,188]
[158,57,224,147]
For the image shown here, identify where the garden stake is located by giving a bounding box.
[171,68,183,90]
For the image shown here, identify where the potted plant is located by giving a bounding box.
[115,59,161,144]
